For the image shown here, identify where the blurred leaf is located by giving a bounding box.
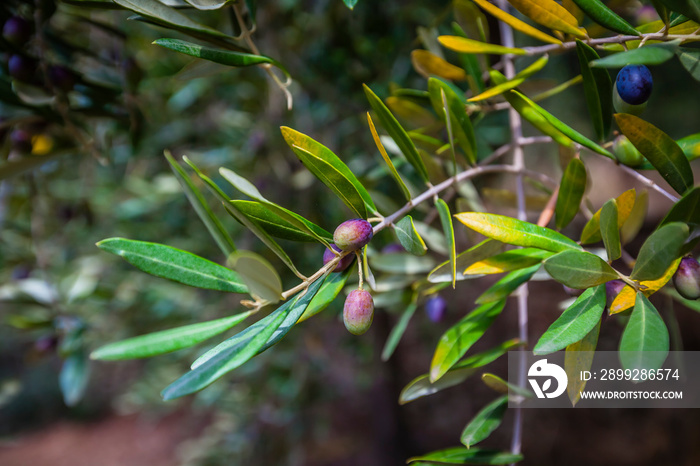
[472,0,561,44]
[658,0,700,24]
[678,48,700,81]
[591,45,676,67]
[465,248,552,275]
[436,199,457,288]
[506,0,587,38]
[610,258,681,314]
[0,152,65,182]
[299,268,352,323]
[476,264,540,304]
[229,200,332,242]
[565,320,600,406]
[154,38,288,76]
[60,351,90,407]
[429,240,504,283]
[468,55,549,102]
[621,190,648,244]
[600,199,621,261]
[368,113,411,201]
[91,313,251,360]
[183,0,232,11]
[428,79,477,164]
[461,396,508,448]
[438,35,528,55]
[430,300,506,382]
[455,212,582,253]
[282,126,375,217]
[97,238,247,293]
[400,339,520,404]
[659,186,700,228]
[533,285,605,355]
[555,158,587,230]
[481,373,533,398]
[544,250,618,288]
[387,97,438,128]
[228,251,283,303]
[220,167,332,245]
[581,189,636,244]
[343,0,358,9]
[651,0,670,24]
[382,302,418,361]
[395,216,428,256]
[575,40,613,140]
[570,0,640,35]
[363,85,429,182]
[167,279,323,399]
[631,222,688,281]
[407,447,523,465]
[619,293,669,371]
[370,253,436,274]
[511,91,615,159]
[165,152,236,256]
[411,50,467,80]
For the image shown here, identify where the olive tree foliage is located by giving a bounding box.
[4,0,700,462]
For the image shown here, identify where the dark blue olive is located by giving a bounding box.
[616,65,653,105]
[425,295,447,323]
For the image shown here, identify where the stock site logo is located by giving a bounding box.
[528,359,568,399]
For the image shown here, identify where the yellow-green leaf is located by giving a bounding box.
[506,0,588,38]
[565,320,600,406]
[472,0,561,44]
[581,189,636,244]
[411,49,467,80]
[438,35,528,55]
[555,158,587,230]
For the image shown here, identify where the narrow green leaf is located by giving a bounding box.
[395,216,428,256]
[476,264,540,304]
[621,190,648,244]
[617,113,694,195]
[565,320,601,406]
[227,251,283,303]
[455,212,582,253]
[407,447,523,465]
[363,85,429,182]
[183,0,232,11]
[631,222,688,281]
[430,300,506,382]
[370,253,436,274]
[436,199,457,288]
[471,0,562,44]
[367,113,411,201]
[600,199,621,261]
[460,396,508,449]
[153,38,288,77]
[591,45,676,67]
[428,79,477,164]
[382,302,418,361]
[60,351,89,407]
[658,0,700,25]
[438,35,528,55]
[97,238,247,293]
[581,189,636,244]
[229,200,332,243]
[399,339,520,404]
[481,373,533,398]
[91,313,251,360]
[428,240,505,284]
[533,285,605,355]
[506,0,587,38]
[468,55,549,103]
[299,268,352,323]
[465,248,552,275]
[619,293,669,371]
[544,250,618,288]
[511,91,615,159]
[281,127,376,216]
[167,279,323,399]
[165,152,236,256]
[571,0,640,35]
[659,186,700,227]
[678,48,700,81]
[575,40,613,140]
[555,158,587,230]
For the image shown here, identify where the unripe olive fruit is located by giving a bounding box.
[2,16,32,47]
[616,65,653,105]
[613,135,644,167]
[343,289,374,335]
[48,65,75,92]
[673,256,700,300]
[8,54,36,82]
[333,218,373,251]
[613,84,646,116]
[322,244,355,272]
[425,295,447,322]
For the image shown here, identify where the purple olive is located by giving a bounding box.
[8,54,36,82]
[343,289,374,335]
[2,16,32,46]
[673,257,700,300]
[323,244,355,272]
[333,218,373,252]
[425,295,447,322]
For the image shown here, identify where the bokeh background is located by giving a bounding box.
[1,0,700,465]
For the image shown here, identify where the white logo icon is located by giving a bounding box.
[528,359,568,399]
